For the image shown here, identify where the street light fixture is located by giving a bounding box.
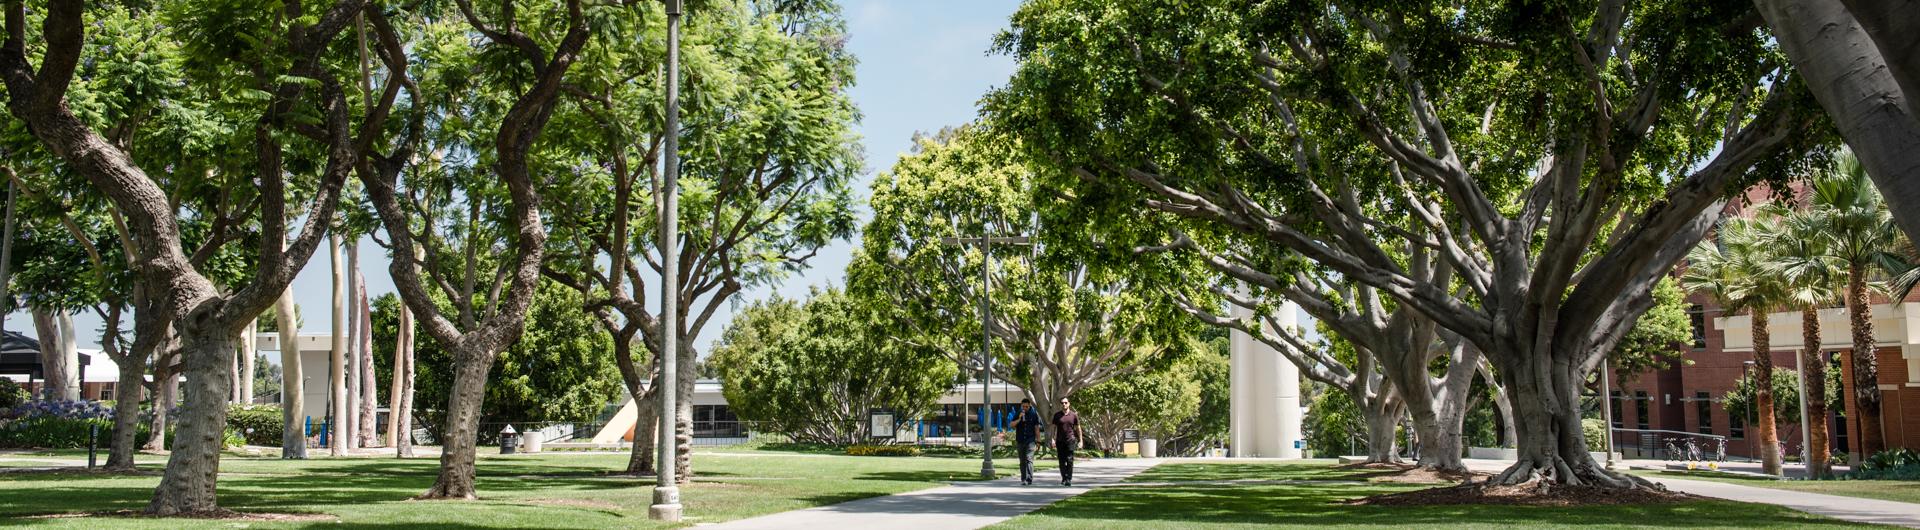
[650,0,685,522]
[940,234,1029,479]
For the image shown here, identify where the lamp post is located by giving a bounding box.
[940,234,1029,479]
[1600,359,1615,469]
[1794,348,1812,474]
[649,0,685,522]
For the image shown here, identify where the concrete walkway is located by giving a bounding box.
[1463,458,1920,529]
[699,457,1161,530]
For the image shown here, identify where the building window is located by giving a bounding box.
[1634,391,1650,430]
[100,383,115,402]
[1728,405,1745,440]
[1688,305,1707,348]
[1695,391,1713,434]
[1609,391,1624,429]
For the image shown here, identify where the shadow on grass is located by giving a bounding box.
[856,470,1003,483]
[1020,484,1862,528]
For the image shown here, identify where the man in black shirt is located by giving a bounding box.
[1009,398,1044,485]
[1051,396,1083,486]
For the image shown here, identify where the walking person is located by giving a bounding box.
[1051,396,1083,486]
[1010,398,1044,485]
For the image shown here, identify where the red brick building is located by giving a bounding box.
[1610,284,1920,461]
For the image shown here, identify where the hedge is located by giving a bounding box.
[846,444,922,457]
[227,404,283,446]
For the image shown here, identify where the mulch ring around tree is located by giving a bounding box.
[1348,479,1700,507]
[1335,462,1487,484]
[29,509,337,522]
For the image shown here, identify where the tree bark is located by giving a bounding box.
[345,239,361,450]
[1752,309,1782,476]
[1489,351,1652,489]
[1802,306,1832,478]
[1362,400,1403,463]
[394,295,417,458]
[33,308,78,401]
[674,365,694,482]
[146,369,175,452]
[329,233,348,456]
[420,351,495,499]
[629,386,659,475]
[1757,0,1920,242]
[145,323,238,515]
[357,260,377,448]
[106,321,146,471]
[387,298,407,450]
[1835,0,1920,123]
[278,290,307,459]
[1845,265,1884,456]
[240,320,255,404]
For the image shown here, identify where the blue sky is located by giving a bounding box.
[17,0,1025,357]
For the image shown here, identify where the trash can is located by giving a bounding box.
[521,429,542,453]
[499,425,519,455]
[1141,438,1158,458]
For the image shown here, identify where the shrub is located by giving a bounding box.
[1581,418,1608,453]
[227,404,283,446]
[0,400,156,449]
[0,379,27,409]
[846,444,921,457]
[1848,448,1920,480]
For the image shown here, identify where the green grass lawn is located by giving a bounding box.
[0,448,1039,528]
[992,461,1881,529]
[1632,469,1920,505]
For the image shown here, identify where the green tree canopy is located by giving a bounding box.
[708,288,956,444]
[372,280,623,430]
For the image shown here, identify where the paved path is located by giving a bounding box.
[699,457,1161,530]
[1462,458,1920,529]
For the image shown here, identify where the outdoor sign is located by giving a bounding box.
[1122,429,1140,442]
[869,410,896,439]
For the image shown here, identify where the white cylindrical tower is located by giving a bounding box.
[1273,301,1303,458]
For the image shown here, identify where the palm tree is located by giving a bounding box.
[1764,203,1844,478]
[1682,217,1787,476]
[1806,151,1900,459]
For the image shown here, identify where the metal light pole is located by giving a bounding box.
[1600,359,1616,469]
[941,234,1029,479]
[1794,346,1813,474]
[649,0,684,521]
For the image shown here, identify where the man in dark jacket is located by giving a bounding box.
[1051,396,1083,486]
[1010,398,1044,485]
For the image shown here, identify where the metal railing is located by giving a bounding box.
[1609,428,1729,461]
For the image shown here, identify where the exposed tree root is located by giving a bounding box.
[1491,456,1663,491]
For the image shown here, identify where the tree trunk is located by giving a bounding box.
[1802,307,1832,478]
[1752,310,1782,476]
[420,351,496,499]
[674,370,694,483]
[357,268,377,448]
[146,369,175,452]
[329,234,348,456]
[107,351,147,471]
[33,308,78,401]
[1489,352,1650,489]
[146,325,237,515]
[394,301,416,458]
[1846,265,1884,456]
[1835,0,1920,126]
[629,387,659,475]
[278,290,307,459]
[1480,361,1517,447]
[1756,0,1920,243]
[1362,400,1402,463]
[239,321,255,404]
[345,239,361,450]
[388,300,408,450]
